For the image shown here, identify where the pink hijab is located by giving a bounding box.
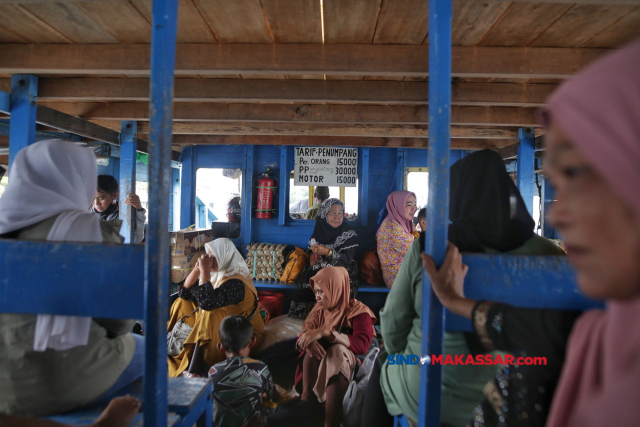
[383,190,416,235]
[544,39,640,427]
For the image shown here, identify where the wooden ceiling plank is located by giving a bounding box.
[261,0,322,43]
[125,121,518,139]
[372,0,429,44]
[479,3,573,47]
[29,78,556,106]
[584,6,640,48]
[170,134,516,149]
[0,24,26,43]
[0,5,71,43]
[364,76,404,81]
[130,0,217,43]
[74,1,151,43]
[0,44,607,78]
[323,0,382,43]
[192,0,272,43]
[21,3,119,43]
[40,102,539,127]
[530,5,635,47]
[451,0,510,46]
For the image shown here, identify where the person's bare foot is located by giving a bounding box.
[92,395,141,427]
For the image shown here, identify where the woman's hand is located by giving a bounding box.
[421,243,475,319]
[198,254,213,284]
[306,341,327,360]
[310,245,331,256]
[297,328,330,351]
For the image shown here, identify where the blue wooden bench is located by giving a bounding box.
[0,239,213,426]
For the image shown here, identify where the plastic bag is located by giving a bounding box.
[341,346,381,427]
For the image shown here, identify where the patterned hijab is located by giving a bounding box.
[204,238,251,289]
[383,190,416,235]
[302,266,375,334]
[309,198,358,252]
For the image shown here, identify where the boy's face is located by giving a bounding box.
[419,217,426,231]
[93,189,116,212]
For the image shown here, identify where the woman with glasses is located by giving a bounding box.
[291,199,360,320]
[376,191,419,288]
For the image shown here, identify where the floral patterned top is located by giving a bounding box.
[376,219,415,288]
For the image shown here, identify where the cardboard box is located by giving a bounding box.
[170,228,215,256]
[170,250,206,284]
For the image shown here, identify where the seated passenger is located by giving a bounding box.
[209,315,276,427]
[296,198,360,309]
[295,267,376,427]
[423,38,640,427]
[376,191,418,288]
[91,174,146,243]
[416,207,426,232]
[305,186,330,220]
[168,238,265,377]
[374,150,563,426]
[0,140,143,416]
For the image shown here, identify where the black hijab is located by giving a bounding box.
[447,149,535,253]
[309,198,357,250]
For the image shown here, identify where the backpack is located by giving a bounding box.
[359,249,384,286]
[279,247,309,283]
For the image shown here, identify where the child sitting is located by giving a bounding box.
[209,315,276,427]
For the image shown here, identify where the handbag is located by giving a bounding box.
[167,307,199,357]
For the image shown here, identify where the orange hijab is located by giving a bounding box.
[302,266,376,334]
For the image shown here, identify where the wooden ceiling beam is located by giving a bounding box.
[39,102,539,127]
[171,135,516,150]
[476,0,640,4]
[0,44,605,78]
[92,120,519,139]
[26,79,555,106]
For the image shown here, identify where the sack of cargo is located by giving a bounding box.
[279,247,309,283]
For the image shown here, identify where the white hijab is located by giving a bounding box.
[204,238,250,289]
[0,140,102,351]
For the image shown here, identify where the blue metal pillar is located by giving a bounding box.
[278,146,289,226]
[171,167,181,232]
[179,147,196,229]
[420,1,452,426]
[9,75,38,167]
[517,128,535,217]
[241,146,255,249]
[360,148,369,225]
[542,177,556,239]
[396,148,406,190]
[119,121,137,243]
[145,0,179,424]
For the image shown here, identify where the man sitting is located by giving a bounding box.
[305,186,330,220]
[91,175,146,243]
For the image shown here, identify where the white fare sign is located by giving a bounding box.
[294,147,358,187]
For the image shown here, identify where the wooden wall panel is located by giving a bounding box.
[584,6,640,48]
[451,0,510,46]
[21,3,119,43]
[372,0,429,44]
[479,3,572,47]
[323,0,382,43]
[261,0,322,43]
[0,5,71,43]
[530,5,635,47]
[75,1,152,43]
[192,0,273,43]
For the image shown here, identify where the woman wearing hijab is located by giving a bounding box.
[374,150,563,426]
[423,40,640,427]
[0,140,143,416]
[295,267,376,427]
[291,199,360,319]
[376,191,419,288]
[167,238,265,377]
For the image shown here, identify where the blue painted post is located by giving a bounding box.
[8,75,38,167]
[360,148,369,225]
[396,149,406,191]
[517,128,535,217]
[171,167,181,232]
[543,177,556,239]
[119,121,137,243]
[278,146,289,226]
[420,1,452,426]
[145,0,179,424]
[0,90,9,114]
[180,147,196,229]
[241,146,255,249]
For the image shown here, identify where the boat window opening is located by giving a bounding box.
[0,175,8,199]
[195,168,242,228]
[405,168,429,225]
[135,181,149,222]
[288,171,359,220]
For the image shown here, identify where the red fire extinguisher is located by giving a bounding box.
[256,172,275,219]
